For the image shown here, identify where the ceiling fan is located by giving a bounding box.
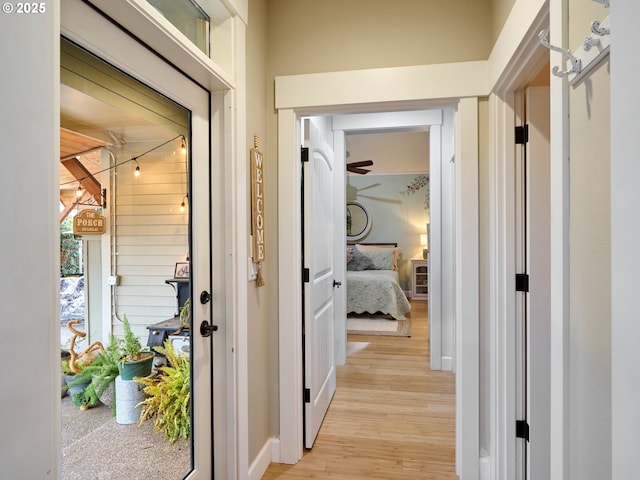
[347,160,373,175]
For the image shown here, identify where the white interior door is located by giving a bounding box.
[303,117,337,448]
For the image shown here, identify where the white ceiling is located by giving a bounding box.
[346,130,429,175]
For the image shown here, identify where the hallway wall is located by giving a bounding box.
[567,2,612,479]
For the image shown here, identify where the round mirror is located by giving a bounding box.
[346,201,371,241]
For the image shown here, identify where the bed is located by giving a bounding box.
[346,243,412,320]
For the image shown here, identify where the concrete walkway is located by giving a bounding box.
[61,381,190,479]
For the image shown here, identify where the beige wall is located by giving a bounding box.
[568,2,611,479]
[246,0,276,461]
[267,0,493,76]
[489,0,516,45]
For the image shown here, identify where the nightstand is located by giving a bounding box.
[411,258,428,300]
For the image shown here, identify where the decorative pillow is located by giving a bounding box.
[355,244,401,271]
[364,250,395,270]
[346,246,354,263]
[347,247,374,271]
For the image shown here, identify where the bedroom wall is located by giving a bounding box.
[347,173,430,291]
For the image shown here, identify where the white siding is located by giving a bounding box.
[110,145,189,340]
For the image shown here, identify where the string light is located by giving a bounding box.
[181,136,187,155]
[180,194,188,212]
[59,134,184,189]
[76,183,83,198]
[133,159,141,177]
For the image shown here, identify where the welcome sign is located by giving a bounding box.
[251,136,265,286]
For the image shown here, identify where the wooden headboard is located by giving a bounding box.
[347,242,398,247]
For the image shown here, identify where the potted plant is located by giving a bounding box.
[179,297,190,326]
[117,315,154,380]
[136,340,190,444]
[61,319,105,406]
[70,334,121,413]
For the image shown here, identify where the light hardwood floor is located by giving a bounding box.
[262,301,458,479]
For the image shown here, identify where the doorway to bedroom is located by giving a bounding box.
[298,108,457,458]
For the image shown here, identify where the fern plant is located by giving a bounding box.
[136,341,190,444]
[68,335,120,412]
[119,314,148,361]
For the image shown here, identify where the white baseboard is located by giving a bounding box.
[248,437,280,480]
[442,356,454,371]
[479,454,490,480]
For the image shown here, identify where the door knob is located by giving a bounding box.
[200,320,218,337]
[200,290,211,304]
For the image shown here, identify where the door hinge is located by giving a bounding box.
[516,420,530,441]
[515,273,529,292]
[515,125,529,145]
[303,267,310,283]
[304,388,311,403]
[301,146,309,162]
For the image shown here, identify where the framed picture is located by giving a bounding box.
[174,262,190,279]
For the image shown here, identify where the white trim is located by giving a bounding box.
[455,98,480,479]
[488,90,518,480]
[277,97,479,476]
[247,437,279,480]
[485,4,555,479]
[442,356,454,371]
[548,1,570,479]
[230,14,249,480]
[488,0,548,90]
[276,62,488,110]
[277,109,304,464]
[86,0,234,90]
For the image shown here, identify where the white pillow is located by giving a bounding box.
[355,244,400,271]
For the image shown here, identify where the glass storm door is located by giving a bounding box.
[60,5,213,479]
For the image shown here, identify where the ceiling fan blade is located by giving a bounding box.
[347,160,373,168]
[347,166,371,174]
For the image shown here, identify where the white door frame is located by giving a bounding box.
[61,1,244,478]
[486,4,565,479]
[331,109,450,369]
[276,70,481,478]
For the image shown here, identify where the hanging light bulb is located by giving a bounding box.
[180,194,188,212]
[76,183,83,198]
[181,137,187,155]
[133,159,140,177]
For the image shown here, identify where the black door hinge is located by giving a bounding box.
[303,268,310,283]
[516,420,530,441]
[304,388,311,403]
[515,273,529,292]
[301,146,309,162]
[515,125,529,145]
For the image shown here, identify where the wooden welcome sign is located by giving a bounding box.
[251,134,265,286]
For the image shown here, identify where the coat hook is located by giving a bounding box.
[539,29,582,78]
[590,20,610,36]
[583,35,600,52]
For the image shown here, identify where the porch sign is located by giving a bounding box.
[73,209,106,235]
[251,135,265,286]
